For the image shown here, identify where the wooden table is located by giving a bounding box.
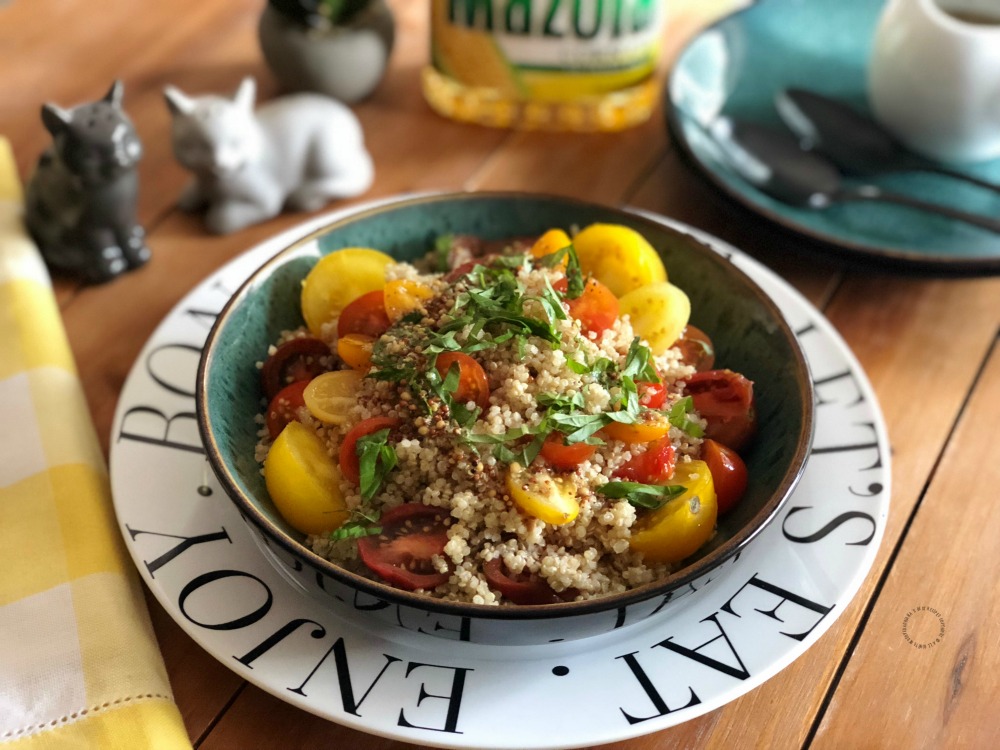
[3,1,998,747]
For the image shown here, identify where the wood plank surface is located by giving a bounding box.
[813,339,1000,748]
[3,0,998,747]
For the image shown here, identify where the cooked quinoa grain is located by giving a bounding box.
[257,236,742,606]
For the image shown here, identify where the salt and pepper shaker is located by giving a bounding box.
[163,76,374,235]
[24,81,150,284]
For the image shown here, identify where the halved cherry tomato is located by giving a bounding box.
[263,421,347,535]
[685,369,757,451]
[357,503,452,591]
[614,437,676,484]
[266,380,309,440]
[638,379,666,409]
[339,416,402,485]
[260,336,331,400]
[483,557,571,605]
[603,413,671,443]
[303,369,362,425]
[554,276,620,337]
[506,462,579,526]
[383,279,434,321]
[629,460,717,564]
[529,229,571,265]
[540,433,597,470]
[337,290,392,339]
[676,325,716,372]
[702,439,749,515]
[436,352,491,411]
[337,333,375,370]
[300,247,393,336]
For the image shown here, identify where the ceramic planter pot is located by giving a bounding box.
[258,1,394,103]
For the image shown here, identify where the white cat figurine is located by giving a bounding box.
[164,77,373,234]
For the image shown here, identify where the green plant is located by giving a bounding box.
[269,0,372,29]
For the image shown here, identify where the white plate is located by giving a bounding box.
[110,201,890,749]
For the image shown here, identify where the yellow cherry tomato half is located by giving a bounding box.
[263,421,348,535]
[300,248,394,337]
[337,333,375,370]
[530,228,572,265]
[602,414,672,444]
[506,462,580,526]
[572,224,667,297]
[303,369,363,425]
[619,281,691,356]
[629,460,718,564]
[383,279,434,321]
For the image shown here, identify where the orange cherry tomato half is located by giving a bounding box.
[675,325,716,372]
[701,439,749,515]
[337,333,375,371]
[602,413,671,444]
[685,369,757,451]
[554,277,620,337]
[339,416,402,485]
[265,380,310,440]
[260,336,331,401]
[357,503,452,591]
[614,437,676,484]
[337,290,392,339]
[483,557,572,605]
[540,433,597,471]
[435,352,491,411]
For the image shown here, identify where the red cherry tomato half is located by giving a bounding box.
[265,380,309,440]
[675,325,716,372]
[339,416,402,485]
[540,433,597,471]
[483,557,574,605]
[337,290,392,339]
[436,352,491,411]
[637,379,666,409]
[614,437,676,484]
[685,369,757,451]
[260,336,331,401]
[701,439,749,515]
[357,503,451,591]
[554,277,620,336]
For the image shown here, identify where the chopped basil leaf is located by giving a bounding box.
[622,337,659,382]
[667,396,705,438]
[356,428,398,501]
[494,431,546,466]
[596,481,685,509]
[564,246,584,299]
[537,391,586,411]
[538,243,584,300]
[330,508,383,540]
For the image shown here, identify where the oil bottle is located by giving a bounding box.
[422,0,666,132]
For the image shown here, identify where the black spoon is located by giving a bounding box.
[710,117,1000,234]
[775,88,1000,194]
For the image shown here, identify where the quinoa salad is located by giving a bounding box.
[255,225,757,606]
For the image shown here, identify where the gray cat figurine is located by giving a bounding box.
[164,77,374,235]
[25,81,150,283]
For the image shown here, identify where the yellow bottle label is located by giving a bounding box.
[425,0,666,130]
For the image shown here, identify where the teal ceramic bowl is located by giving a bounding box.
[196,192,813,645]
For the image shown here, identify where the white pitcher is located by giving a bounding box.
[869,0,1000,163]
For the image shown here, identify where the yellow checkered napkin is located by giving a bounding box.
[0,138,191,748]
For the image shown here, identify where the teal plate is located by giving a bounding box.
[666,0,1000,273]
